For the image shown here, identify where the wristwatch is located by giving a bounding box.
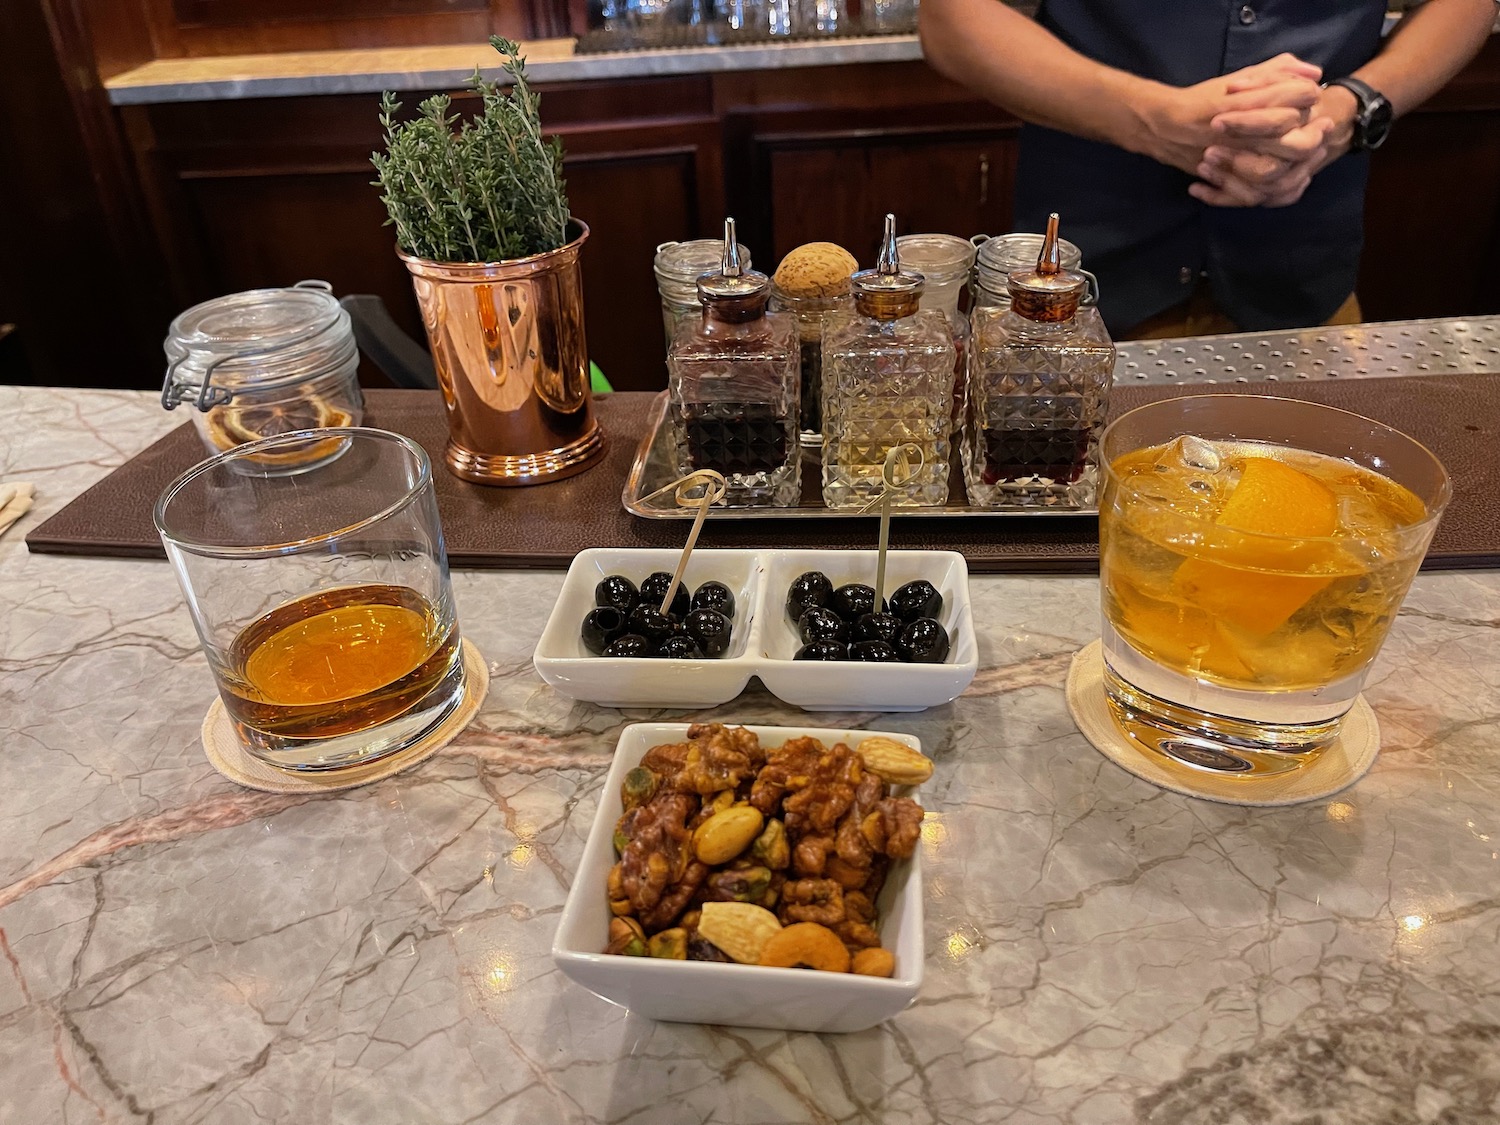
[1326,76,1394,151]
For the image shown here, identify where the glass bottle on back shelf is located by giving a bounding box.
[653,236,752,349]
[965,213,1115,508]
[667,217,800,506]
[822,215,956,509]
[896,232,976,436]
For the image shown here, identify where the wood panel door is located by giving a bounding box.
[1358,38,1500,321]
[741,125,1021,268]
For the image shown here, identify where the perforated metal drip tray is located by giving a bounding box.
[1113,315,1500,386]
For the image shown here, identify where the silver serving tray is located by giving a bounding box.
[622,392,1099,520]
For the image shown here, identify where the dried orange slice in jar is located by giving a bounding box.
[206,393,355,467]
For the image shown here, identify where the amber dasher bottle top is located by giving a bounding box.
[1007,213,1088,323]
[696,218,772,322]
[852,214,926,321]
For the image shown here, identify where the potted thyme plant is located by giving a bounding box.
[371,37,604,486]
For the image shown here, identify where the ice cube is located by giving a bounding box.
[1176,435,1222,473]
[1145,436,1233,518]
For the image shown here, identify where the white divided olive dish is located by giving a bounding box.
[532,548,977,711]
[551,723,924,1033]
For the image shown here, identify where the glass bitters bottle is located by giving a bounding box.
[667,218,800,507]
[821,215,956,510]
[965,213,1115,508]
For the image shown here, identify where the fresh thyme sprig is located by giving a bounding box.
[371,37,570,262]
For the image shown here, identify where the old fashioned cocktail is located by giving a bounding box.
[1098,396,1449,776]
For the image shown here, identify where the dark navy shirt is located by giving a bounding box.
[1015,0,1388,334]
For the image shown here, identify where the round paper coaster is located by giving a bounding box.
[201,638,490,794]
[1066,640,1379,807]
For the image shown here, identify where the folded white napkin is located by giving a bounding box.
[0,482,35,537]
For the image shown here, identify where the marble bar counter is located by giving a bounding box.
[103,34,926,106]
[98,10,1496,107]
[3,383,1499,1124]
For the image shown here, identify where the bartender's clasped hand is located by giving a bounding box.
[1183,56,1358,209]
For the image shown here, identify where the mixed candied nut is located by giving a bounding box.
[604,724,930,975]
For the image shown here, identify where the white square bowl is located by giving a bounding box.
[754,550,978,712]
[533,548,763,708]
[552,722,924,1033]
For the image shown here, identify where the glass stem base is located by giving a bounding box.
[1101,625,1351,777]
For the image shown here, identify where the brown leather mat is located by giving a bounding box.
[26,377,1500,572]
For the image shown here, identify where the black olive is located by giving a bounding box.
[829,583,881,621]
[888,579,943,623]
[655,635,702,659]
[895,617,950,663]
[639,571,690,618]
[795,639,849,661]
[690,581,736,620]
[603,634,652,658]
[626,604,678,646]
[786,570,833,622]
[595,574,639,614]
[798,606,849,645]
[685,608,733,658]
[850,640,901,662]
[852,611,902,645]
[581,606,627,655]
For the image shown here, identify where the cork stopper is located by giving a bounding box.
[772,242,859,298]
[851,214,925,321]
[1007,213,1087,322]
[697,218,771,323]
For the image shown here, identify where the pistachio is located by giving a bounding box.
[694,804,765,865]
[648,928,688,959]
[706,865,773,904]
[607,863,631,916]
[606,916,648,957]
[687,935,732,962]
[621,767,658,812]
[855,737,933,787]
[697,901,783,965]
[750,817,790,870]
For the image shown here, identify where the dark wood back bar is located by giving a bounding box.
[4,5,1498,392]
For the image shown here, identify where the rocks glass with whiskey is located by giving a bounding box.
[154,429,466,771]
[822,215,957,509]
[965,213,1115,508]
[1098,395,1450,776]
[667,218,800,507]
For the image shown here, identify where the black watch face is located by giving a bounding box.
[1364,96,1394,150]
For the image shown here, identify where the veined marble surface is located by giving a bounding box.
[2,384,1498,1124]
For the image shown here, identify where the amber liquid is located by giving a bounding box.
[219,584,460,740]
[1103,440,1427,692]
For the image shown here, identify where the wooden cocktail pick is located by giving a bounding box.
[638,468,729,615]
[860,443,925,611]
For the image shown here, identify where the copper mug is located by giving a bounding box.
[400,219,606,485]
